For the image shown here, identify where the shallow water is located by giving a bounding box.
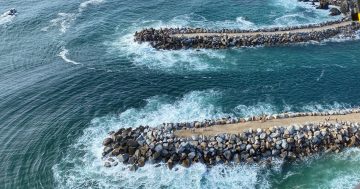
[1,0,360,188]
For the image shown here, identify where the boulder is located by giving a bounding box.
[223,150,232,160]
[316,1,329,9]
[104,162,111,167]
[103,147,113,155]
[188,152,196,160]
[329,8,341,16]
[117,153,129,162]
[167,159,174,170]
[216,136,223,143]
[281,140,288,149]
[127,139,139,148]
[154,144,163,153]
[182,158,191,168]
[103,138,113,146]
[233,153,241,163]
[129,164,138,171]
[152,152,161,160]
[138,157,145,167]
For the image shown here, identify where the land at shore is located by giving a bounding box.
[175,112,360,137]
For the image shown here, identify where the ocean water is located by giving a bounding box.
[1,0,360,188]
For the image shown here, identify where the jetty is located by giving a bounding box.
[102,108,360,170]
[134,19,360,50]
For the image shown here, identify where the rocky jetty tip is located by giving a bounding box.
[102,108,360,170]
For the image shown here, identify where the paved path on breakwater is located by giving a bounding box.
[175,112,360,137]
[171,21,353,37]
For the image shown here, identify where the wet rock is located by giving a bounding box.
[130,164,138,171]
[188,152,196,160]
[182,159,191,168]
[103,147,113,155]
[216,136,223,143]
[329,8,341,16]
[104,162,111,167]
[223,150,232,160]
[138,157,145,167]
[103,138,113,146]
[155,144,163,153]
[167,159,174,170]
[260,133,267,140]
[127,139,139,148]
[233,153,241,163]
[117,153,129,162]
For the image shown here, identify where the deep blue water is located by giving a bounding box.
[1,0,360,188]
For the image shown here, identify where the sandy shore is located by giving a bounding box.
[171,21,353,38]
[175,112,360,137]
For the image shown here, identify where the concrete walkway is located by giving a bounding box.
[175,112,360,137]
[171,21,353,38]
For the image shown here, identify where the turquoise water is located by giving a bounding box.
[1,0,360,188]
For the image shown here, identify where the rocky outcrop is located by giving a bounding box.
[102,108,360,170]
[134,20,360,50]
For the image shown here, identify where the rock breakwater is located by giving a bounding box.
[134,19,360,50]
[102,108,360,170]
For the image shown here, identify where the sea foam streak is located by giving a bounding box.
[58,47,81,65]
[44,0,105,33]
[44,13,76,33]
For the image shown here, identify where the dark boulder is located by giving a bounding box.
[316,1,329,9]
[104,162,111,167]
[127,139,139,148]
[138,157,145,167]
[329,8,341,16]
[182,158,191,168]
[103,138,113,146]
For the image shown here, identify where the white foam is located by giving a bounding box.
[58,47,81,65]
[110,31,226,71]
[236,16,256,28]
[234,103,277,117]
[0,11,15,26]
[316,69,325,81]
[300,102,351,112]
[43,13,76,33]
[79,0,105,12]
[269,0,341,27]
[299,148,360,189]
[322,30,360,43]
[43,0,105,33]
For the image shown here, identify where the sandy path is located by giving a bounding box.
[175,112,360,137]
[170,21,353,38]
